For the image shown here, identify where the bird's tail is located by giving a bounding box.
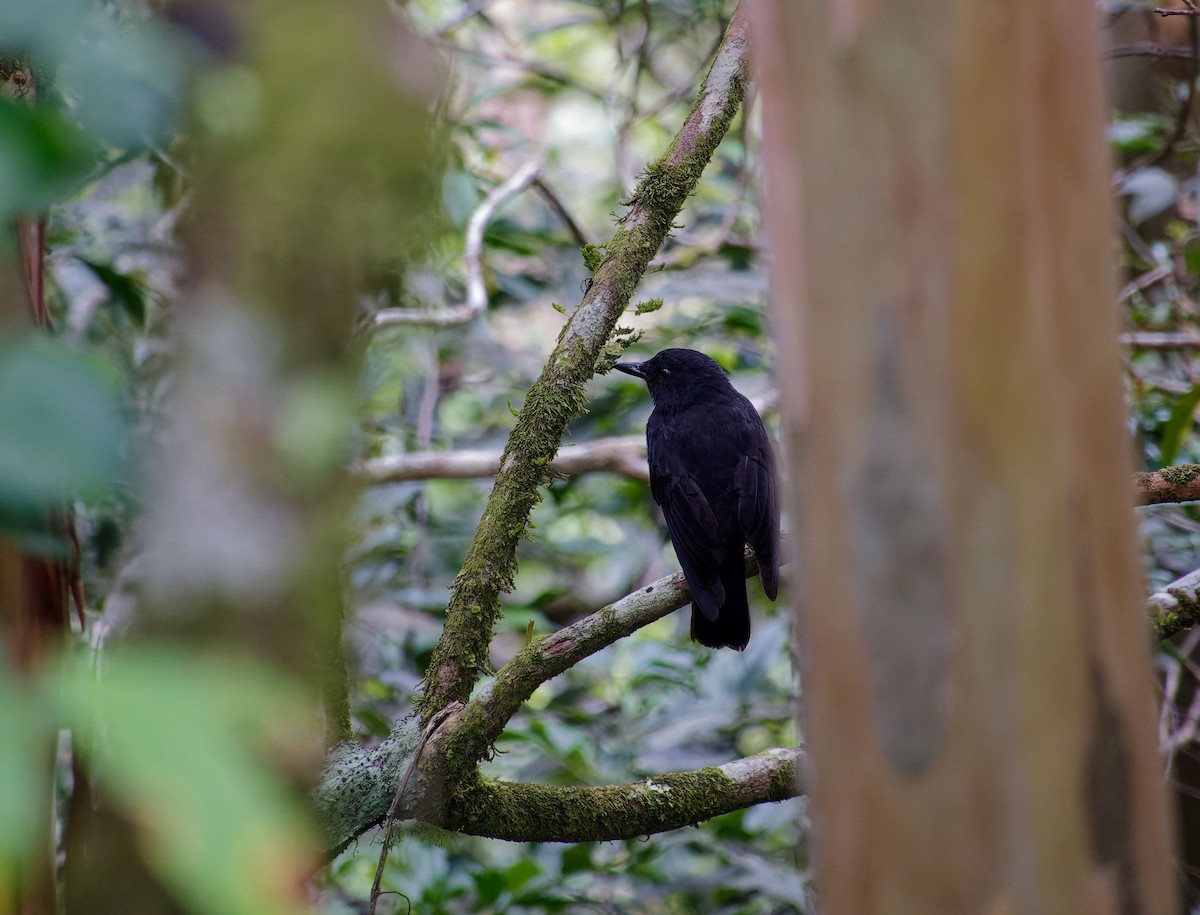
[690,560,750,651]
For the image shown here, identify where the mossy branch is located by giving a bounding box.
[447,747,804,843]
[1150,567,1200,640]
[416,3,752,722]
[314,738,804,850]
[1135,464,1200,505]
[453,549,769,763]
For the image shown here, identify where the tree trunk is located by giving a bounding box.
[750,1,1178,912]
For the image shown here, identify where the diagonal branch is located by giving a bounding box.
[456,550,767,762]
[416,2,752,722]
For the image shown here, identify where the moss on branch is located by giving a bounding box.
[446,747,803,843]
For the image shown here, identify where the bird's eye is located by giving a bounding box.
[660,367,670,377]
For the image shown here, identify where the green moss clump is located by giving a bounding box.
[1160,464,1200,487]
[581,243,606,272]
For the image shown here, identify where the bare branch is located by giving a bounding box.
[352,435,649,484]
[1121,332,1200,350]
[465,567,699,750]
[352,393,775,487]
[368,704,460,915]
[531,176,590,248]
[1118,265,1173,302]
[1110,43,1197,60]
[372,161,540,329]
[1135,466,1200,505]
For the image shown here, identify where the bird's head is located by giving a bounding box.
[612,348,730,405]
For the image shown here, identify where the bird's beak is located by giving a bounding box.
[613,361,647,379]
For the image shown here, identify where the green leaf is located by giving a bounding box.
[0,668,53,866]
[502,858,541,892]
[0,99,96,220]
[1161,382,1200,466]
[560,842,593,875]
[58,648,318,915]
[580,243,605,272]
[0,337,125,520]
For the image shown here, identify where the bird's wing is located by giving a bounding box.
[648,428,726,620]
[734,405,781,600]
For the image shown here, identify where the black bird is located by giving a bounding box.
[614,349,779,650]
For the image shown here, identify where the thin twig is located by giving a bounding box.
[1110,42,1197,59]
[1119,265,1174,302]
[532,176,589,248]
[373,162,540,329]
[1156,5,1200,15]
[354,388,776,485]
[368,704,459,915]
[431,40,606,99]
[1147,14,1200,167]
[434,0,492,35]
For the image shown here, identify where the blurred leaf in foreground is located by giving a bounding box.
[59,647,320,915]
[0,336,124,545]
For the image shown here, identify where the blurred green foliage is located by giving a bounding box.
[0,337,124,545]
[8,0,791,910]
[58,649,318,915]
[0,100,95,223]
[0,1,1187,911]
[0,648,317,915]
[44,0,1200,913]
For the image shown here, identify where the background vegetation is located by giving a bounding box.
[4,0,1200,912]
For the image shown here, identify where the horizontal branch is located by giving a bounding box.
[352,435,648,485]
[449,747,804,842]
[353,393,775,487]
[1121,332,1200,350]
[1110,43,1197,60]
[1135,465,1200,505]
[311,692,803,851]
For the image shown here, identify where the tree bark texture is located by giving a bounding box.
[751,1,1177,913]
